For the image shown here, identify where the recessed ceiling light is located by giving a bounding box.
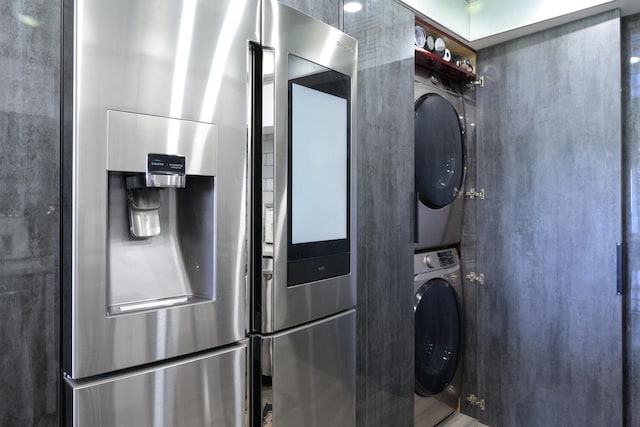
[631,56,640,65]
[344,2,363,13]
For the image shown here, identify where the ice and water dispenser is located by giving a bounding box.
[106,110,217,315]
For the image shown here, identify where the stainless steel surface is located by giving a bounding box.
[127,187,161,237]
[106,111,217,177]
[65,342,247,427]
[64,0,260,378]
[256,0,358,333]
[414,66,467,251]
[147,173,187,188]
[414,248,463,427]
[253,310,356,427]
[107,174,215,313]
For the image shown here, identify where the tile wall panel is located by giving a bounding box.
[0,0,61,425]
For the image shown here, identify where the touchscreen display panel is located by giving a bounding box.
[291,83,347,244]
[287,55,351,285]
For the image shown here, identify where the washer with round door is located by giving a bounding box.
[414,247,464,426]
[414,66,467,251]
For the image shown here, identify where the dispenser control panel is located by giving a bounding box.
[148,153,186,175]
[146,153,186,188]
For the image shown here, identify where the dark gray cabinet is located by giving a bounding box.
[465,10,623,426]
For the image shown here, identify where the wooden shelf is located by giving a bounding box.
[414,17,477,82]
[415,46,476,82]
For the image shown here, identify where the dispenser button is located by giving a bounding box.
[146,153,186,188]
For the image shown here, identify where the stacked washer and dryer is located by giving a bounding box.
[413,63,470,427]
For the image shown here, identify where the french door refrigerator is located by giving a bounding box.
[249,2,358,426]
[61,0,259,425]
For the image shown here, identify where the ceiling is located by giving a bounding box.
[402,0,640,50]
[469,0,640,49]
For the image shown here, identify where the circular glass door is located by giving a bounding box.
[415,278,461,396]
[414,94,465,209]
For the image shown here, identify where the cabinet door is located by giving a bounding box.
[472,11,622,426]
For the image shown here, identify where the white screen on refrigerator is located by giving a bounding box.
[291,83,347,244]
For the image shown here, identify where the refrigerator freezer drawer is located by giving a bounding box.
[252,310,356,427]
[65,343,247,427]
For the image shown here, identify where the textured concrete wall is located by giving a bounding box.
[0,1,61,425]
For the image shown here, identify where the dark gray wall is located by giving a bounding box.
[469,11,623,426]
[344,2,416,426]
[0,0,61,425]
[622,13,640,427]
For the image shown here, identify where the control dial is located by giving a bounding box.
[423,254,436,268]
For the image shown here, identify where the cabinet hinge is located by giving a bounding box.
[465,188,485,200]
[466,394,486,411]
[466,76,484,91]
[466,272,485,285]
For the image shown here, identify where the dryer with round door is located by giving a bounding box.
[414,67,467,251]
[414,247,463,427]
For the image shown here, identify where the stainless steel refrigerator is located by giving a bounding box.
[249,2,358,426]
[61,0,259,425]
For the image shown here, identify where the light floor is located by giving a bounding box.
[437,412,489,427]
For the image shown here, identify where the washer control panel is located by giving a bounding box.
[437,250,456,267]
[415,248,459,276]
